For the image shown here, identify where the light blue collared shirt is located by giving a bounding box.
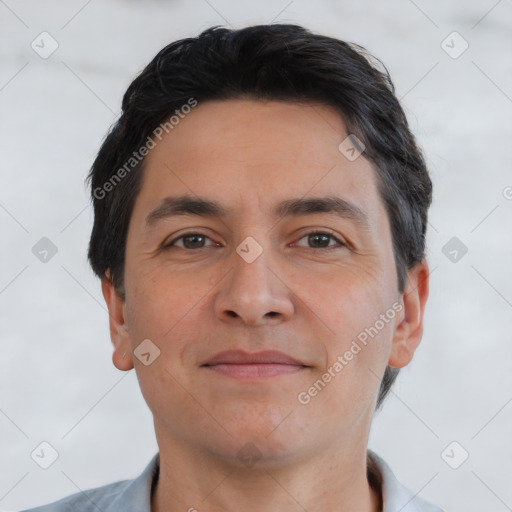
[19,450,444,511]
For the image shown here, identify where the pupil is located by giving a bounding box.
[310,234,329,248]
[185,235,204,248]
[182,234,331,249]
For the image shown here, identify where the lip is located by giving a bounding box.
[201,350,307,366]
[201,350,309,379]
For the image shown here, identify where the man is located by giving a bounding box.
[22,23,443,512]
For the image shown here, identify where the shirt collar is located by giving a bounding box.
[367,449,442,511]
[104,452,159,511]
[109,450,441,512]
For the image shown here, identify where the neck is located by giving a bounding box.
[151,439,382,512]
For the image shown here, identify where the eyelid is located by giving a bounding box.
[292,228,347,249]
[163,231,217,249]
[164,228,347,250]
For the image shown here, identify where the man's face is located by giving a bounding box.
[106,99,422,467]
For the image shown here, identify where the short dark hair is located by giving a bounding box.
[87,23,432,410]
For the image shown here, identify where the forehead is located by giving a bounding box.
[131,99,387,229]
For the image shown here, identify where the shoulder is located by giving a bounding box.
[17,453,159,512]
[17,479,132,512]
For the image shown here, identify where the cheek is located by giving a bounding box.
[124,263,206,340]
[298,265,395,388]
[299,262,391,338]
[302,319,394,426]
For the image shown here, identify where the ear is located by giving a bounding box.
[101,271,134,371]
[388,260,430,368]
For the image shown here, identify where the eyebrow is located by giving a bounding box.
[144,195,370,230]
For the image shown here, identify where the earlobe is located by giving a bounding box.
[101,271,134,371]
[388,261,430,368]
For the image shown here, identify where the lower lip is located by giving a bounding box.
[203,363,307,378]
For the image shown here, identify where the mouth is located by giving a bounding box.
[201,350,310,379]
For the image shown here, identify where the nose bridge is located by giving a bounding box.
[215,231,294,325]
[234,234,271,291]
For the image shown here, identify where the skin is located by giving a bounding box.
[102,99,429,512]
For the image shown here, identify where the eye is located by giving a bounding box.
[294,230,346,250]
[163,230,346,251]
[164,232,217,250]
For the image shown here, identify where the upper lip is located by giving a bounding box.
[201,350,308,367]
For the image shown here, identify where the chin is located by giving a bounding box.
[206,424,306,471]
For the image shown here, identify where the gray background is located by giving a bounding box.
[1,0,511,510]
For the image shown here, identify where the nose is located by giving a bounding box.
[214,238,295,326]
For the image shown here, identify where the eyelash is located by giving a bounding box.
[164,230,346,251]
